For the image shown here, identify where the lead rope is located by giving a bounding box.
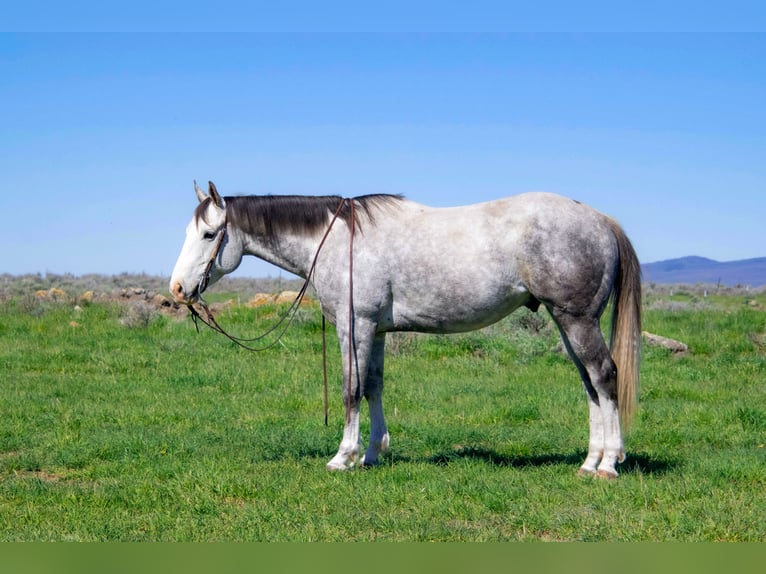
[322,315,329,426]
[346,198,356,425]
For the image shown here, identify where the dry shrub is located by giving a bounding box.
[120,301,160,329]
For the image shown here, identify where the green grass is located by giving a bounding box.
[0,293,764,541]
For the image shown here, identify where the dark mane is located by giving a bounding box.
[222,194,404,238]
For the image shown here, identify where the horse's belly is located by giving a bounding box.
[389,287,531,334]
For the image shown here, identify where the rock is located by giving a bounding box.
[247,293,275,307]
[275,290,300,304]
[34,288,67,301]
[642,331,689,355]
[151,293,174,308]
[246,291,314,308]
[120,287,147,299]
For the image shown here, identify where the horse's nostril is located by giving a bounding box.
[171,282,184,299]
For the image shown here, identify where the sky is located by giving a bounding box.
[2,28,765,279]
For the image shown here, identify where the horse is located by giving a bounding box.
[170,181,641,478]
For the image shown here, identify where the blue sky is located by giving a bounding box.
[2,31,765,278]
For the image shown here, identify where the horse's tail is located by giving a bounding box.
[607,219,642,428]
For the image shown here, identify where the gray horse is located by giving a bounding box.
[170,181,641,478]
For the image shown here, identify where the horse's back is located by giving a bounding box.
[391,192,618,278]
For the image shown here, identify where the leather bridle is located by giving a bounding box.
[197,216,228,299]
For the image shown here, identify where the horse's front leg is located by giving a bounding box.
[361,333,389,466]
[326,319,377,471]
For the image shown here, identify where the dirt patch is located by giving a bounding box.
[10,468,67,483]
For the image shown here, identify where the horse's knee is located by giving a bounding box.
[342,387,363,410]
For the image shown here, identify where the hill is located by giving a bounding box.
[642,256,766,287]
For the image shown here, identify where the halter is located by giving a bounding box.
[186,197,357,426]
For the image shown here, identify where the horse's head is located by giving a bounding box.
[169,181,243,304]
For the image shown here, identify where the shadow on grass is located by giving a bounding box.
[254,441,677,476]
[619,452,677,476]
[406,446,676,475]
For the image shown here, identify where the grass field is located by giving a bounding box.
[0,282,764,541]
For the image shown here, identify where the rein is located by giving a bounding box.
[186,197,356,425]
[346,198,357,425]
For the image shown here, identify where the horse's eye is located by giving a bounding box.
[202,231,216,240]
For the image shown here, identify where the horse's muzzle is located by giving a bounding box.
[170,281,199,305]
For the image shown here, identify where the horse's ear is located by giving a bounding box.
[208,181,224,208]
[194,180,207,203]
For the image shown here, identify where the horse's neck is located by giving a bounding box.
[238,228,319,279]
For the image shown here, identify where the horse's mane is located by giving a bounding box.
[196,194,404,238]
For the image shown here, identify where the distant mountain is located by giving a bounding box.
[641,256,766,287]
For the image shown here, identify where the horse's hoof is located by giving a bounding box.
[326,461,352,471]
[326,455,356,471]
[596,469,619,480]
[326,450,360,471]
[577,467,596,477]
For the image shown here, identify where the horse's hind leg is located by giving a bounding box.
[361,333,389,466]
[551,310,625,478]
